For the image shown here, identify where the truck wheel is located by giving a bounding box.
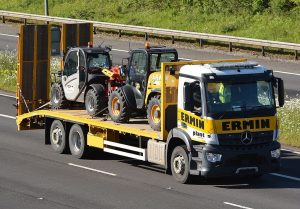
[69,124,87,159]
[171,145,191,184]
[50,83,67,109]
[147,95,161,131]
[108,89,131,122]
[85,88,106,117]
[50,120,67,154]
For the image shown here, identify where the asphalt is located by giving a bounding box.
[0,23,300,209]
[1,93,300,209]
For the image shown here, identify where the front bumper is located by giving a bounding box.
[190,141,281,178]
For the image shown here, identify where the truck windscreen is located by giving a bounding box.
[206,81,275,115]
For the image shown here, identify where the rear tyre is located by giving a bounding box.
[50,83,67,109]
[171,145,191,184]
[147,95,161,131]
[69,124,88,159]
[85,88,106,117]
[50,120,68,154]
[108,89,131,122]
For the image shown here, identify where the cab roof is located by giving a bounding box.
[72,46,111,54]
[131,47,178,54]
[180,61,269,78]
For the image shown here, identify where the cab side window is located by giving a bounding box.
[183,81,202,115]
[191,83,202,114]
[64,51,78,76]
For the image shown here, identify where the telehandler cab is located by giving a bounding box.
[51,44,117,116]
[108,43,178,131]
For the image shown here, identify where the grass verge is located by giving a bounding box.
[278,97,300,148]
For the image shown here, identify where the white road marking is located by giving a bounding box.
[0,93,16,99]
[112,48,129,53]
[179,57,192,61]
[68,163,117,176]
[0,114,16,119]
[274,71,300,76]
[270,173,300,182]
[281,148,300,155]
[224,202,253,209]
[0,33,18,38]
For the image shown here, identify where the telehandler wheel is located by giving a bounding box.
[50,120,68,154]
[171,145,191,184]
[69,124,88,159]
[85,88,106,117]
[108,89,131,123]
[50,83,67,109]
[147,95,161,131]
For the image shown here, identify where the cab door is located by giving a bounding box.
[127,51,148,108]
[62,49,80,100]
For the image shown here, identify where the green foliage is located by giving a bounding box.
[0,50,17,92]
[278,97,300,147]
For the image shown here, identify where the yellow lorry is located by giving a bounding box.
[16,24,285,183]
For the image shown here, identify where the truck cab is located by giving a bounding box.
[168,61,284,182]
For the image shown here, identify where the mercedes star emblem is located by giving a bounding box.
[241,131,253,145]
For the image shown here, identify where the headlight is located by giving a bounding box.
[271,149,280,158]
[206,152,222,163]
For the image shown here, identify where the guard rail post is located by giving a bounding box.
[199,39,204,48]
[2,15,5,23]
[262,46,265,56]
[229,42,233,52]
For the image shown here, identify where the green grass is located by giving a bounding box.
[1,0,300,43]
[278,97,300,147]
[0,50,59,92]
[0,50,17,92]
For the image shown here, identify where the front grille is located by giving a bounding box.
[218,131,273,146]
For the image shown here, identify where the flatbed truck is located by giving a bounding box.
[16,30,285,183]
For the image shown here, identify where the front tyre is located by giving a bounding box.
[85,88,106,117]
[147,95,161,131]
[171,145,191,184]
[69,124,88,159]
[50,120,68,154]
[108,89,131,122]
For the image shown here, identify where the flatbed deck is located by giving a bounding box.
[17,109,160,139]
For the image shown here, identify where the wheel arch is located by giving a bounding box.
[165,128,192,174]
[146,88,160,105]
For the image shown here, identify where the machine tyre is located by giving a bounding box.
[171,145,191,184]
[108,89,131,122]
[50,83,67,109]
[69,124,88,159]
[85,88,106,117]
[50,120,68,154]
[147,95,161,131]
